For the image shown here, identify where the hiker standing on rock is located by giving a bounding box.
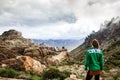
[84,39,104,80]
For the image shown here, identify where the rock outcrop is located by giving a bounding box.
[16,56,46,74]
[2,56,46,74]
[0,29,69,73]
[1,29,22,40]
[0,29,35,48]
[0,29,60,62]
[24,47,40,57]
[47,51,69,65]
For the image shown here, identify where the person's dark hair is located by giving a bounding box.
[92,39,100,48]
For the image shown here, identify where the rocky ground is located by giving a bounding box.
[59,64,120,80]
[0,64,120,80]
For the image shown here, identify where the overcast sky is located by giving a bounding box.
[0,0,120,39]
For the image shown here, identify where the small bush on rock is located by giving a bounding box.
[0,68,19,78]
[41,67,71,80]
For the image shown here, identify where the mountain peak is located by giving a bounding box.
[2,29,22,37]
[1,29,22,40]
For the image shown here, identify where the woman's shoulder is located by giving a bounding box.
[87,48,102,54]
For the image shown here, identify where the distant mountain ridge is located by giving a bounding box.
[33,39,84,51]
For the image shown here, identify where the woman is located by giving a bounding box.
[84,39,104,80]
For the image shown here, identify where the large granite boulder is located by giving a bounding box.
[47,51,69,65]
[16,56,46,74]
[1,56,46,74]
[24,47,40,57]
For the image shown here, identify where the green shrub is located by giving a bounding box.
[0,68,19,78]
[25,71,32,79]
[24,71,42,80]
[32,75,42,80]
[41,67,71,80]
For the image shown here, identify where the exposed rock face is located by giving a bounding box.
[1,58,16,68]
[0,29,59,61]
[0,29,35,48]
[2,56,46,74]
[0,47,19,61]
[47,51,69,65]
[23,46,57,59]
[1,29,22,40]
[51,51,68,62]
[16,56,45,74]
[24,47,40,57]
[39,43,57,57]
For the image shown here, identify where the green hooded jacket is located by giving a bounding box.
[84,48,104,71]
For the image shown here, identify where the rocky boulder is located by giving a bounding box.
[16,56,46,74]
[1,56,46,74]
[24,47,40,57]
[47,51,69,65]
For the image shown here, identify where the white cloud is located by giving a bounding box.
[0,0,120,39]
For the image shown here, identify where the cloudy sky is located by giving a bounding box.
[0,0,120,39]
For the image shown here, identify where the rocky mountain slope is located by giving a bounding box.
[0,29,87,80]
[0,29,69,74]
[70,17,120,79]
